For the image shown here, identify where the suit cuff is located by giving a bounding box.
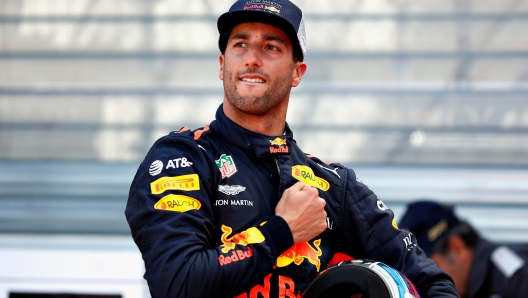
[258,215,294,260]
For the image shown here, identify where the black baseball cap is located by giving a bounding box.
[217,0,307,61]
[398,201,460,256]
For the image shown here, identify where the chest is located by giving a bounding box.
[211,147,282,240]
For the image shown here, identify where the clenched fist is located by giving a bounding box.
[275,181,327,243]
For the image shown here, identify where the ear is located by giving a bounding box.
[291,62,307,87]
[446,235,470,261]
[219,55,225,81]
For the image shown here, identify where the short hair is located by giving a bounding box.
[432,221,480,256]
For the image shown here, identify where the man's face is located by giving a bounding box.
[219,22,306,116]
[430,252,469,298]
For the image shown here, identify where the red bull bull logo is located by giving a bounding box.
[265,5,281,13]
[270,137,287,146]
[269,137,289,154]
[220,224,265,253]
[276,239,323,272]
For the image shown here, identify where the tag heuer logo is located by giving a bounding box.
[215,154,237,179]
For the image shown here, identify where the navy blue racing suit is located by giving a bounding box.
[125,104,458,298]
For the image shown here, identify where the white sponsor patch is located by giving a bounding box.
[218,185,246,195]
[492,246,525,278]
[149,160,163,176]
[214,199,253,206]
[377,197,389,211]
[166,157,193,169]
[326,217,334,230]
[403,233,417,251]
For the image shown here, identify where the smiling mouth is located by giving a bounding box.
[240,77,266,83]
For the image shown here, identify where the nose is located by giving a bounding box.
[244,44,263,69]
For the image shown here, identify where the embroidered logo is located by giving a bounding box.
[154,194,201,212]
[269,137,287,146]
[277,239,323,272]
[219,185,246,195]
[166,157,193,169]
[216,154,237,179]
[265,5,280,13]
[149,160,163,176]
[150,174,200,194]
[269,137,289,154]
[292,165,330,191]
[220,224,265,253]
[377,198,389,211]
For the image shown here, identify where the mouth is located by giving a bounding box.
[239,74,267,84]
[240,77,265,83]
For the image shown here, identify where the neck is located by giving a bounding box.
[222,99,288,136]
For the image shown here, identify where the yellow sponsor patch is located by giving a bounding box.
[392,219,399,229]
[150,174,199,194]
[291,165,330,191]
[154,194,201,212]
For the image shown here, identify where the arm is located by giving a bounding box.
[125,133,293,298]
[338,169,459,297]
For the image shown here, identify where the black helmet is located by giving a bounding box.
[302,260,421,298]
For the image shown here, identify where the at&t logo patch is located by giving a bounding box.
[149,160,163,176]
[149,158,193,176]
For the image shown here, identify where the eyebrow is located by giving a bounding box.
[230,32,288,47]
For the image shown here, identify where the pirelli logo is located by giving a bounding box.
[150,174,200,194]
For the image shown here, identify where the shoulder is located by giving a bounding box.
[135,125,218,181]
[157,125,214,144]
[148,125,216,155]
[304,153,346,169]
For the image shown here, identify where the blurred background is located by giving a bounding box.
[1,0,528,296]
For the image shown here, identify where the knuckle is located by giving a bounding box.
[307,186,318,195]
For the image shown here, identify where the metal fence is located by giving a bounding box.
[0,0,528,239]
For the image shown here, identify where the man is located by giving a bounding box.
[399,201,528,298]
[125,1,459,297]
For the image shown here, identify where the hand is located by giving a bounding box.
[275,181,327,243]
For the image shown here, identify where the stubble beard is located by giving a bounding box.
[223,67,293,116]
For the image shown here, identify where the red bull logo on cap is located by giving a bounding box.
[276,239,323,272]
[265,5,280,13]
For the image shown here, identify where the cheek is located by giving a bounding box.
[432,256,460,282]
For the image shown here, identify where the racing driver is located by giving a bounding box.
[125,0,459,297]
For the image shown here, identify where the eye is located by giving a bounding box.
[234,42,247,48]
[265,44,279,51]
